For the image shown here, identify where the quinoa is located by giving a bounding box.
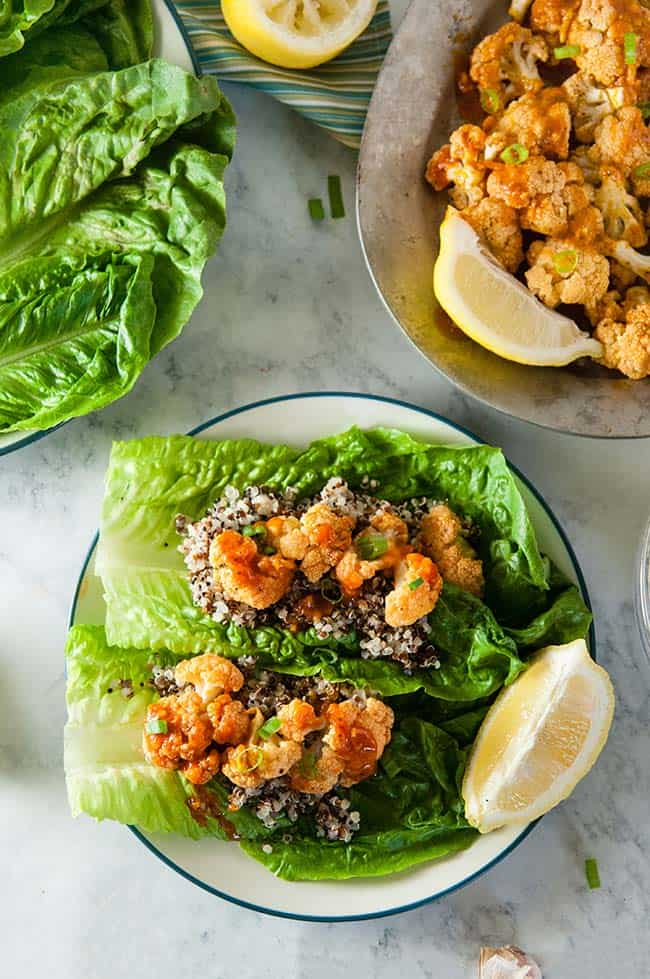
[228,775,361,842]
[176,477,476,672]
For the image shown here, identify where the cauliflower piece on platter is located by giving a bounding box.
[426,124,488,209]
[462,199,524,273]
[594,285,650,375]
[484,88,571,160]
[594,168,647,245]
[594,107,650,196]
[470,23,549,109]
[525,238,610,307]
[562,71,627,142]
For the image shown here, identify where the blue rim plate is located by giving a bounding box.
[68,392,595,921]
[0,0,197,459]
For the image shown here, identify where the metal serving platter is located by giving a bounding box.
[356,0,650,437]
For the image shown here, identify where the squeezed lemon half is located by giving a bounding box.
[434,207,603,366]
[462,639,614,833]
[221,0,379,69]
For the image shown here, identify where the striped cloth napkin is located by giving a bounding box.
[173,0,392,149]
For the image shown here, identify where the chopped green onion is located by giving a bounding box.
[633,161,650,178]
[299,751,318,777]
[321,578,343,604]
[624,31,638,65]
[585,857,601,889]
[145,718,167,735]
[236,745,263,774]
[328,174,345,219]
[480,87,501,113]
[356,532,389,561]
[258,716,282,740]
[409,577,425,590]
[554,44,581,60]
[499,142,529,165]
[552,248,578,276]
[242,523,265,538]
[639,100,650,120]
[308,197,325,221]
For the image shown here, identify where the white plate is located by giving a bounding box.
[70,393,595,920]
[0,0,195,458]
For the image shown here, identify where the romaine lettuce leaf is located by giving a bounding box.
[97,427,590,693]
[65,624,226,838]
[0,0,111,59]
[0,61,235,432]
[65,624,478,880]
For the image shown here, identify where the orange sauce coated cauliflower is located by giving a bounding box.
[277,699,326,742]
[323,698,394,787]
[420,504,485,597]
[207,694,252,745]
[299,503,355,582]
[143,689,216,784]
[210,529,295,609]
[384,552,443,627]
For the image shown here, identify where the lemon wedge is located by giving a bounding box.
[462,639,614,833]
[221,0,378,69]
[434,207,603,366]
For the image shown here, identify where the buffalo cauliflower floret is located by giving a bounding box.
[426,124,488,208]
[525,238,610,306]
[594,108,650,195]
[384,552,443,628]
[299,503,355,582]
[594,169,647,245]
[547,0,650,87]
[487,156,564,208]
[509,0,535,23]
[562,71,627,142]
[289,745,344,794]
[335,510,408,594]
[470,23,549,109]
[488,158,598,236]
[594,285,650,376]
[175,653,244,704]
[609,238,650,281]
[585,287,624,326]
[570,144,602,185]
[221,710,302,789]
[419,504,485,597]
[484,88,571,160]
[277,699,326,742]
[530,0,581,43]
[264,515,308,560]
[461,199,524,273]
[210,529,295,609]
[206,694,251,745]
[324,698,394,787]
[143,688,216,783]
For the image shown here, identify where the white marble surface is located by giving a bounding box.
[2,4,650,973]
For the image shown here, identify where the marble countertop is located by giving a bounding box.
[2,5,650,974]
